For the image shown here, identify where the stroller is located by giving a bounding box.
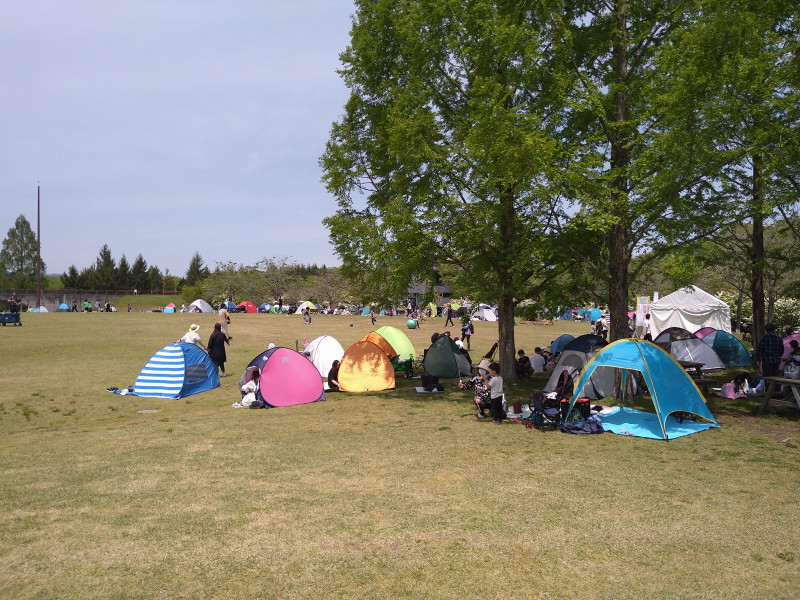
[526,392,563,431]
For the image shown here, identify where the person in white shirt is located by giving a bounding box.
[529,347,546,373]
[179,324,207,351]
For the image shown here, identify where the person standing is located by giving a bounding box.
[482,362,505,424]
[444,304,455,327]
[369,307,376,325]
[461,317,474,350]
[277,297,283,315]
[71,298,78,312]
[218,304,232,341]
[180,324,207,351]
[83,299,90,312]
[207,323,230,377]
[757,322,783,377]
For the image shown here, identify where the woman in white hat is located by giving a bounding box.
[179,323,207,351]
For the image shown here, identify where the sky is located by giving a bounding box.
[0,0,356,276]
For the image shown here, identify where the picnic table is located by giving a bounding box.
[679,360,714,395]
[757,377,800,416]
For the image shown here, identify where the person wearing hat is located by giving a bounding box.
[757,323,783,377]
[179,323,207,351]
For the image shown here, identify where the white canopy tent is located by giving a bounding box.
[649,286,731,338]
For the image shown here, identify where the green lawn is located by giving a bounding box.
[1,313,798,599]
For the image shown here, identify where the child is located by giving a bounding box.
[482,362,505,424]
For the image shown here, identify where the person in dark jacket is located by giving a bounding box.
[207,323,230,377]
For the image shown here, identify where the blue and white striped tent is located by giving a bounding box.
[133,342,220,399]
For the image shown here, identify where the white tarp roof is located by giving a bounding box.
[649,286,731,338]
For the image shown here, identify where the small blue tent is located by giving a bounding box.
[133,343,220,399]
[563,334,608,353]
[550,334,575,355]
[566,339,719,440]
[258,303,272,313]
[57,303,70,312]
[222,301,237,312]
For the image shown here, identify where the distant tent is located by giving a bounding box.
[550,334,575,355]
[697,329,753,368]
[188,299,214,313]
[258,303,272,313]
[374,326,415,361]
[472,307,497,322]
[295,301,317,314]
[222,300,237,312]
[562,334,608,354]
[649,285,731,338]
[588,308,603,322]
[57,303,70,312]
[133,342,220,399]
[543,349,615,400]
[423,336,471,378]
[164,306,175,313]
[653,327,726,371]
[566,339,719,440]
[237,301,257,314]
[240,347,325,408]
[305,335,345,378]
[359,331,397,359]
[338,340,396,392]
[33,306,49,313]
[362,307,371,316]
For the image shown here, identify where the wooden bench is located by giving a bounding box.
[693,378,716,396]
[757,377,800,416]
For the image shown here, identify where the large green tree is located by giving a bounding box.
[323,0,562,377]
[184,252,210,286]
[1,214,45,289]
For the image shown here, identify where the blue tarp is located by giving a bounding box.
[600,407,718,439]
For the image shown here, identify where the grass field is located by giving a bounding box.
[1,312,798,599]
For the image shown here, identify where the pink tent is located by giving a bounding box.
[239,347,325,408]
[694,327,715,339]
[781,332,800,367]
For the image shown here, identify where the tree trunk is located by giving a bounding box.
[497,294,517,380]
[750,153,765,347]
[607,1,632,342]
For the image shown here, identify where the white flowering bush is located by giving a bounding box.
[772,297,800,330]
[716,290,752,323]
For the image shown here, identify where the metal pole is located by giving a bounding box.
[36,184,41,310]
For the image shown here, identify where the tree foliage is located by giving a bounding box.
[1,214,45,289]
[323,0,562,377]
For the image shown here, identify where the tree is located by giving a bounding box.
[94,245,116,289]
[61,265,80,290]
[323,0,561,377]
[184,252,210,286]
[130,254,148,292]
[1,214,45,289]
[680,0,800,344]
[116,254,131,290]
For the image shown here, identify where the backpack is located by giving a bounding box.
[784,360,800,380]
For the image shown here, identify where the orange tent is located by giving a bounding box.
[338,341,396,392]
[358,331,397,359]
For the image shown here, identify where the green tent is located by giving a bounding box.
[423,336,471,378]
[374,326,416,361]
